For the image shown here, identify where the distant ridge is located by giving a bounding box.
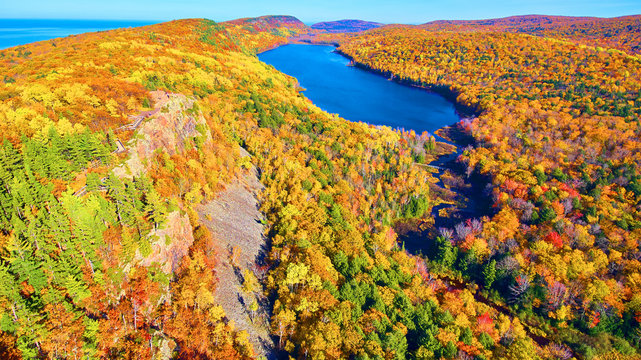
[422,14,599,28]
[312,19,384,33]
[226,15,308,30]
[420,14,641,54]
[421,14,641,31]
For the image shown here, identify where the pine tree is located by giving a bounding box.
[483,259,497,288]
[69,134,88,171]
[21,139,45,178]
[0,193,13,227]
[104,175,134,225]
[145,189,166,229]
[0,140,23,177]
[106,128,118,153]
[121,226,138,262]
[86,173,102,192]
[44,147,67,180]
[435,236,457,269]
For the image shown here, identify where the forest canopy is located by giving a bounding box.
[0,12,640,360]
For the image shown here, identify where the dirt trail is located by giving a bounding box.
[197,148,276,360]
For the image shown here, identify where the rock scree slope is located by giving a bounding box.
[197,148,275,359]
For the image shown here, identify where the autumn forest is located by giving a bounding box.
[0,11,640,360]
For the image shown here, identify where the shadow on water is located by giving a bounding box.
[259,44,497,256]
[398,124,496,256]
[259,44,462,135]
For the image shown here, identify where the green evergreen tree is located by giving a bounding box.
[145,189,166,229]
[483,259,497,288]
[435,236,457,269]
[443,341,457,359]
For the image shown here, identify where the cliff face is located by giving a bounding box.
[0,15,308,359]
[113,90,212,179]
[112,90,211,273]
[138,210,195,273]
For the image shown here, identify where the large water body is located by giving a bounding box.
[0,19,158,50]
[259,44,460,135]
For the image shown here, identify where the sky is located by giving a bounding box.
[2,0,640,24]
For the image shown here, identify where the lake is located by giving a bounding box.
[0,19,158,50]
[259,44,460,135]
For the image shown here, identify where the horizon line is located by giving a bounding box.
[0,13,639,25]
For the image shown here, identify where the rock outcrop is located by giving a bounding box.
[138,210,195,273]
[114,91,212,178]
[114,90,209,272]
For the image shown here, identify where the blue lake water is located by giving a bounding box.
[0,19,158,50]
[259,44,460,134]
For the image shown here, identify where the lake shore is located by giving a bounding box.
[258,40,494,255]
[331,47,481,119]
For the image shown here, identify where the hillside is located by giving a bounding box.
[0,15,464,359]
[1,11,641,360]
[422,14,641,54]
[0,16,311,358]
[226,15,308,32]
[328,22,641,359]
[312,19,384,32]
[422,14,598,28]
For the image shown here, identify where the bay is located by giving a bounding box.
[0,19,158,50]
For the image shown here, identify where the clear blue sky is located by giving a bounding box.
[2,0,639,24]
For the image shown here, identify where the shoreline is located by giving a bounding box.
[258,39,494,231]
[332,47,481,119]
[262,38,495,251]
[259,38,481,120]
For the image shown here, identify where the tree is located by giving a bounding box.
[435,236,457,269]
[144,189,166,229]
[483,260,497,288]
[443,341,457,359]
[273,308,296,349]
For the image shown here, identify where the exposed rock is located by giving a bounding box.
[111,91,206,273]
[149,89,170,105]
[138,210,195,274]
[197,148,276,359]
[113,92,211,178]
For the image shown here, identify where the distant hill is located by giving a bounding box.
[422,14,598,29]
[312,19,384,33]
[421,14,641,54]
[227,15,308,31]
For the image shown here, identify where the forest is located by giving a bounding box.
[327,15,641,360]
[420,15,641,55]
[0,11,640,360]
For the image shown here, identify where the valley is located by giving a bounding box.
[0,11,640,360]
